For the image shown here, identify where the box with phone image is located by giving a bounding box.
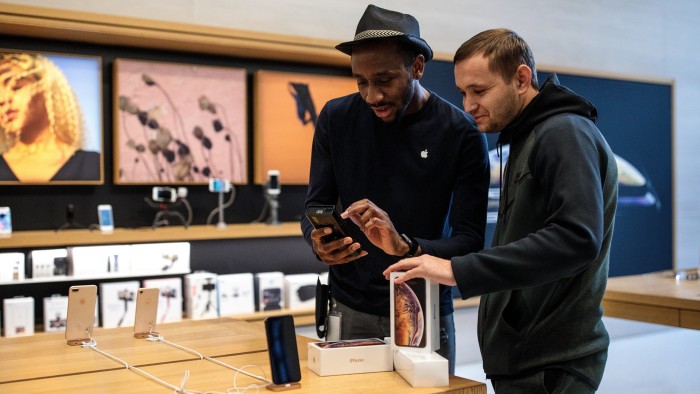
[307,338,393,377]
[284,273,318,310]
[389,272,439,353]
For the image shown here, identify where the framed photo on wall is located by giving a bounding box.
[114,59,247,185]
[0,50,103,185]
[254,70,357,184]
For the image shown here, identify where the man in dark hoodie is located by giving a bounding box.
[384,28,618,393]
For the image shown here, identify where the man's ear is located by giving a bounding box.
[412,54,426,79]
[515,64,532,91]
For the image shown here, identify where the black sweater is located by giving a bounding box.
[302,91,490,317]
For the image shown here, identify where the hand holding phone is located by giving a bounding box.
[305,205,365,261]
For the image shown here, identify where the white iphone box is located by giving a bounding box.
[307,338,393,377]
[284,273,318,310]
[29,248,68,278]
[185,272,219,320]
[44,295,69,333]
[142,277,183,324]
[97,204,114,233]
[254,271,284,311]
[389,272,439,353]
[69,245,131,276]
[0,252,25,282]
[393,349,449,387]
[3,297,34,337]
[217,273,255,316]
[0,206,11,236]
[129,242,191,275]
[99,281,140,329]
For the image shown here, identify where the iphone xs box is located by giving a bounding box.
[389,272,439,353]
[307,338,393,376]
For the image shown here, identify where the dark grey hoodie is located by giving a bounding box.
[452,74,618,389]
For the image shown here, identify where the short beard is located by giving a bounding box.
[393,80,415,124]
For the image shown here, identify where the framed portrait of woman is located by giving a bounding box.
[0,50,103,185]
[113,59,247,185]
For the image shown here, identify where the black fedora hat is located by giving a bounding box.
[335,4,433,61]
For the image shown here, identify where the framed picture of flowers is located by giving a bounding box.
[114,59,247,185]
[0,50,103,185]
[253,70,357,184]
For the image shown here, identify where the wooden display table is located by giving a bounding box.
[0,317,486,393]
[603,270,700,329]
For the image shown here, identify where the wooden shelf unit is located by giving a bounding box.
[0,222,302,250]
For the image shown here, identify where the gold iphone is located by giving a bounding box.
[65,285,97,346]
[133,287,160,338]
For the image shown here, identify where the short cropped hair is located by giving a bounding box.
[453,28,538,89]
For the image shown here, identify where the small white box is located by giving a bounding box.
[254,271,284,311]
[3,297,34,337]
[29,249,68,278]
[99,281,140,328]
[284,273,318,310]
[43,295,69,332]
[389,272,439,353]
[307,338,393,376]
[393,350,449,387]
[185,272,219,320]
[0,252,25,282]
[217,273,255,316]
[129,242,191,275]
[69,245,131,276]
[142,277,183,323]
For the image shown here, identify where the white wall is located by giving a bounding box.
[6,0,699,269]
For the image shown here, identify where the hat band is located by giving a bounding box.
[353,29,405,41]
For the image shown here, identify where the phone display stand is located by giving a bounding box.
[56,204,86,232]
[266,192,280,226]
[266,382,301,391]
[144,197,188,228]
[216,189,227,229]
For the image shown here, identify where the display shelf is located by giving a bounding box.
[0,222,302,250]
[0,269,191,286]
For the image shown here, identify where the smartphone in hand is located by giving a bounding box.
[305,205,363,256]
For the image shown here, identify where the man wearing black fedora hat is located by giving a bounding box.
[301,5,490,374]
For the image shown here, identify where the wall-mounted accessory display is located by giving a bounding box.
[0,51,103,184]
[114,59,247,184]
[253,70,357,184]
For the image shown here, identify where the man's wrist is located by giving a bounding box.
[399,233,419,257]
